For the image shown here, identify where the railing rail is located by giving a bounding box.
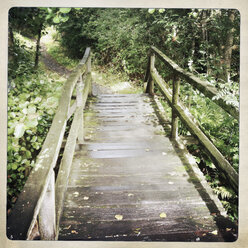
[7,47,92,240]
[145,46,238,193]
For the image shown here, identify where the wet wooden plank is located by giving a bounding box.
[58,93,234,241]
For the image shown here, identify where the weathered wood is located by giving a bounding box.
[150,66,238,193]
[86,49,92,96]
[145,54,155,94]
[144,52,151,83]
[59,93,234,241]
[36,171,56,240]
[151,46,239,120]
[171,75,180,139]
[7,48,91,240]
[55,74,91,239]
[67,102,77,120]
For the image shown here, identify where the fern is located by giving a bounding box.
[212,80,239,108]
[213,186,235,200]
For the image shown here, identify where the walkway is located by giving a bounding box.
[58,93,233,241]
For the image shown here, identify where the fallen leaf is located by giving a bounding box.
[160,212,167,218]
[64,225,71,230]
[226,228,232,231]
[71,230,78,234]
[210,230,218,235]
[128,193,134,197]
[73,192,79,197]
[115,214,123,220]
[83,196,89,200]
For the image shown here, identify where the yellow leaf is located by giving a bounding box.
[210,230,218,235]
[160,212,167,218]
[115,214,123,220]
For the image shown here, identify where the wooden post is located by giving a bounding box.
[38,170,56,240]
[77,75,84,144]
[171,75,180,140]
[146,54,155,95]
[87,53,92,96]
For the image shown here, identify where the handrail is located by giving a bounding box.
[150,46,239,120]
[7,47,92,240]
[145,46,238,193]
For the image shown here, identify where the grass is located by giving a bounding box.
[41,26,79,70]
[92,65,143,94]
[42,27,144,94]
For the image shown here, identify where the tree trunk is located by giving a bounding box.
[8,26,14,63]
[34,23,43,69]
[222,9,236,82]
[9,26,14,47]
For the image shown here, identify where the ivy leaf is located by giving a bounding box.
[12,164,18,170]
[27,106,36,114]
[25,118,38,128]
[148,9,155,14]
[61,16,69,22]
[53,16,60,24]
[14,123,26,138]
[59,8,71,14]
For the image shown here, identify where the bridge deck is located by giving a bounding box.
[58,94,234,241]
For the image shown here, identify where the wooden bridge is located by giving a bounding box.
[7,47,238,241]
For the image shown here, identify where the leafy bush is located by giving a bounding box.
[7,71,65,209]
[8,33,35,82]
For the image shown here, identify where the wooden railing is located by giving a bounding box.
[7,48,92,240]
[145,46,239,193]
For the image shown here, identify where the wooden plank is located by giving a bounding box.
[55,75,91,239]
[150,66,238,193]
[67,102,77,120]
[58,93,236,241]
[7,48,91,240]
[145,54,155,94]
[171,75,180,139]
[37,171,56,240]
[151,46,239,120]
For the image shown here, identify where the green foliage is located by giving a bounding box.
[53,8,239,85]
[46,40,79,70]
[8,33,35,81]
[8,7,239,222]
[7,29,68,209]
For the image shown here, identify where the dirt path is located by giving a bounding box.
[40,42,71,77]
[40,43,113,96]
